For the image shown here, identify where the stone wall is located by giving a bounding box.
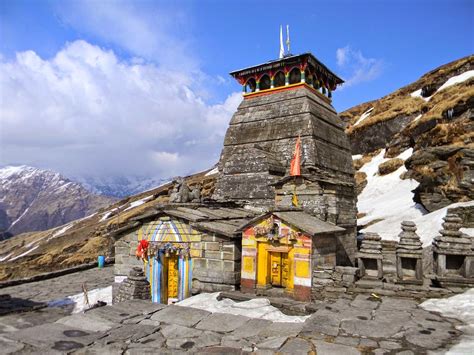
[191,233,241,293]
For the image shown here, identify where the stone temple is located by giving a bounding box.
[214,52,357,265]
[114,50,358,303]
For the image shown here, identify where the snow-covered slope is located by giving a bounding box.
[0,165,115,237]
[357,151,473,246]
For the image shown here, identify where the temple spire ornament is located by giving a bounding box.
[286,25,291,54]
[279,25,284,59]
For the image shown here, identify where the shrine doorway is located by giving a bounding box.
[269,251,289,287]
[162,254,179,304]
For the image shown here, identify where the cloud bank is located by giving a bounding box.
[336,46,384,88]
[0,40,241,179]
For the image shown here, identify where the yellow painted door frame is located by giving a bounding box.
[161,255,179,304]
[270,252,282,286]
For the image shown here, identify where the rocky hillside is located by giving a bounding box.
[0,168,217,281]
[0,166,116,238]
[342,55,473,213]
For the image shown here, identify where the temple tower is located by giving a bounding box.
[213,52,357,265]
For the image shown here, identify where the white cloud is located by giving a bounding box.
[55,0,196,71]
[336,46,384,88]
[0,40,241,180]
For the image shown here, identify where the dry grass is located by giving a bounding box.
[378,158,404,175]
[342,55,474,135]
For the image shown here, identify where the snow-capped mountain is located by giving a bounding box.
[75,175,170,198]
[0,165,115,238]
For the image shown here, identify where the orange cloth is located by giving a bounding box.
[290,136,301,176]
[136,239,149,260]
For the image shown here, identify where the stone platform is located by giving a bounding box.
[0,293,465,354]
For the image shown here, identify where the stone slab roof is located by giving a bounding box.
[240,210,344,236]
[121,204,256,239]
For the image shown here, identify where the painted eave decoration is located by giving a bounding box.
[241,210,345,237]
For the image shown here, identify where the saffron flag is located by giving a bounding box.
[290,136,301,176]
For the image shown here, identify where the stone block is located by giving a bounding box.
[204,250,222,259]
[205,242,220,251]
[192,258,207,270]
[207,259,224,270]
[224,260,236,272]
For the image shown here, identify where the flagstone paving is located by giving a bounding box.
[0,293,466,354]
[0,266,114,306]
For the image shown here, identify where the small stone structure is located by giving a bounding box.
[239,210,344,301]
[114,205,253,304]
[396,221,423,284]
[432,213,474,287]
[357,233,383,279]
[114,267,150,303]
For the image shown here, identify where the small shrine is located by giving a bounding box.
[239,210,344,301]
[113,204,254,305]
[396,221,423,284]
[357,233,383,279]
[432,213,474,287]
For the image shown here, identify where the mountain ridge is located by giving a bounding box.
[0,165,116,238]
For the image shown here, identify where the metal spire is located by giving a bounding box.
[279,25,284,59]
[286,25,291,54]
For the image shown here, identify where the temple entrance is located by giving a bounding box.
[162,255,179,304]
[269,252,289,288]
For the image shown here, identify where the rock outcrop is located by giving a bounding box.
[343,55,473,212]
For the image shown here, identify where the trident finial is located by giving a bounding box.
[286,25,291,54]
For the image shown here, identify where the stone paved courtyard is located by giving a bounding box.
[0,287,466,354]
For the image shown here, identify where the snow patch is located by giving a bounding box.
[354,107,374,127]
[413,114,422,123]
[9,245,39,261]
[437,70,474,93]
[0,253,13,262]
[352,154,363,160]
[410,89,430,102]
[100,211,112,222]
[358,148,427,241]
[205,167,219,176]
[123,195,154,211]
[421,288,474,354]
[48,286,113,314]
[8,206,30,229]
[49,223,74,240]
[176,292,309,323]
[114,276,127,283]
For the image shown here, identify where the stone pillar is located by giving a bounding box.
[356,232,383,279]
[396,221,423,284]
[114,267,151,303]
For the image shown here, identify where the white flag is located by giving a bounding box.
[286,25,290,53]
[279,25,284,59]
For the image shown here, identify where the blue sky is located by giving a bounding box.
[1,0,473,181]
